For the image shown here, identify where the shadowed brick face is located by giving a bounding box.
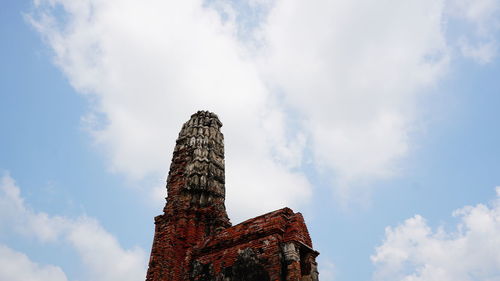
[146,111,319,281]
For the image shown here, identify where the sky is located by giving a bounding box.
[1,0,500,280]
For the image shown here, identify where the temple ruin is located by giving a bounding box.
[145,111,319,281]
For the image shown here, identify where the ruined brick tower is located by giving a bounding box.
[146,111,319,281]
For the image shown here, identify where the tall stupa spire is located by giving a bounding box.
[146,111,231,281]
[164,110,228,221]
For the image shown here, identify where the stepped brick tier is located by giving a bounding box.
[146,111,319,281]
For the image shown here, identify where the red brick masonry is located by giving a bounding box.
[145,111,319,281]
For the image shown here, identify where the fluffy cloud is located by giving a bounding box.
[448,0,500,64]
[0,173,147,281]
[259,0,449,190]
[65,217,146,281]
[0,172,67,241]
[372,188,500,281]
[28,0,498,210]
[28,0,311,221]
[448,0,499,31]
[459,39,497,64]
[0,244,68,281]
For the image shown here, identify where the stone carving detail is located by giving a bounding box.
[167,111,227,210]
[145,111,320,281]
[283,242,300,262]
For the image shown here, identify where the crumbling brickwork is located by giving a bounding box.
[146,111,319,281]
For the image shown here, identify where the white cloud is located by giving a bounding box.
[448,0,500,63]
[28,0,311,221]
[258,0,449,189]
[448,0,499,28]
[0,244,68,281]
[0,173,147,281]
[0,172,67,242]
[459,38,497,64]
[65,217,146,281]
[371,188,500,281]
[28,0,498,209]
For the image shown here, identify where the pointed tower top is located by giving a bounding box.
[164,110,229,228]
[189,110,222,127]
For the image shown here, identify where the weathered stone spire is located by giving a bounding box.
[146,111,231,281]
[164,110,228,225]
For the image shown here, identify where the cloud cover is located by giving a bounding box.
[450,0,500,64]
[372,188,500,281]
[0,173,147,281]
[258,0,449,185]
[28,0,500,215]
[28,0,312,221]
[0,244,68,281]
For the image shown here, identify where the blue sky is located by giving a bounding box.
[1,0,500,281]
